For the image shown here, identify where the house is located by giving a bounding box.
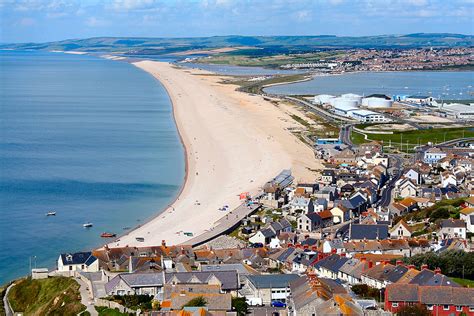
[395,178,418,198]
[314,186,338,201]
[424,147,447,164]
[311,198,328,212]
[287,196,311,214]
[297,183,319,194]
[349,224,389,241]
[330,205,351,224]
[460,208,474,233]
[161,284,232,313]
[338,258,371,285]
[313,254,349,280]
[389,220,412,239]
[321,169,336,184]
[57,252,99,273]
[249,228,276,245]
[440,172,457,188]
[347,192,368,216]
[318,210,334,227]
[243,274,300,305]
[361,263,396,289]
[438,219,466,239]
[403,168,421,185]
[385,283,474,316]
[322,240,345,254]
[297,213,322,232]
[268,218,292,235]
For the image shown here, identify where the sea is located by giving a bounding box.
[264,71,474,100]
[0,51,185,284]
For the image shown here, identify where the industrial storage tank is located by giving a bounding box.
[313,94,335,105]
[330,97,360,109]
[362,97,393,108]
[341,93,363,105]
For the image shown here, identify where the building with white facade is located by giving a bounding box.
[350,110,389,123]
[423,148,447,164]
[440,103,474,120]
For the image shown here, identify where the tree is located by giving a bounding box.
[183,296,207,307]
[232,297,248,316]
[396,304,431,316]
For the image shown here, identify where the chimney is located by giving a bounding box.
[288,243,294,248]
[408,265,415,269]
[296,243,302,249]
[340,253,346,257]
[434,267,442,274]
[421,264,428,270]
[396,260,403,266]
[331,248,337,254]
[368,261,374,269]
[162,240,166,247]
[360,257,366,262]
[304,245,309,250]
[311,246,318,252]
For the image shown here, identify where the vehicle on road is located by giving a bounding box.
[271,301,286,308]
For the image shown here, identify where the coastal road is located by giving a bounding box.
[181,203,261,247]
[340,124,354,148]
[283,96,356,124]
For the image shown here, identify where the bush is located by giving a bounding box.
[396,304,431,316]
[108,295,153,311]
[183,296,207,307]
[351,284,383,302]
[232,297,248,315]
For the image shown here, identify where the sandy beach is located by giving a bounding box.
[109,61,321,248]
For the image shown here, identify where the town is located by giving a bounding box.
[14,99,473,316]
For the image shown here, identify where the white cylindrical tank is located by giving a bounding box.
[341,93,363,105]
[314,94,335,105]
[332,97,359,109]
[362,97,393,108]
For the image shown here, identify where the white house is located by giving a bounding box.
[249,228,276,245]
[57,252,99,273]
[439,219,466,239]
[389,220,412,239]
[440,173,457,188]
[395,178,418,198]
[460,208,474,233]
[404,169,421,185]
[423,148,447,164]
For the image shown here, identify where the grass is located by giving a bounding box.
[351,126,474,150]
[8,276,86,316]
[194,51,344,68]
[233,73,308,95]
[451,277,474,288]
[95,306,132,316]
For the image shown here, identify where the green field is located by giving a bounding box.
[8,277,85,315]
[351,126,474,151]
[451,277,474,287]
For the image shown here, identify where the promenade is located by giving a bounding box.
[181,202,261,247]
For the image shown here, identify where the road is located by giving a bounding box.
[377,154,403,207]
[340,124,354,147]
[284,96,356,124]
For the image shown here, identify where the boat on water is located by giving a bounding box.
[83,222,93,228]
[46,211,56,216]
[101,232,116,238]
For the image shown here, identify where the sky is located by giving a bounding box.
[0,0,473,43]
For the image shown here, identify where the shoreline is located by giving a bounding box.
[106,61,321,248]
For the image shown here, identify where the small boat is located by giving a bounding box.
[101,232,116,238]
[46,211,56,216]
[136,237,145,242]
[83,222,93,228]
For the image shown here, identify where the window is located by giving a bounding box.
[443,305,450,311]
[69,266,72,271]
[427,305,433,311]
[470,306,474,312]
[392,302,399,308]
[456,306,462,312]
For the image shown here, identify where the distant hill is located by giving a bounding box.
[1,34,473,55]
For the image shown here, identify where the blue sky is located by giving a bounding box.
[1,0,473,43]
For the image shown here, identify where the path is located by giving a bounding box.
[181,203,261,247]
[76,278,98,316]
[3,283,14,316]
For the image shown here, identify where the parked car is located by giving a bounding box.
[271,301,286,308]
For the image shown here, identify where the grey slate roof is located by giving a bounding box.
[409,269,435,285]
[349,224,388,240]
[247,274,300,289]
[200,263,254,275]
[60,251,97,266]
[166,271,239,291]
[314,254,349,273]
[386,283,419,302]
[440,219,466,228]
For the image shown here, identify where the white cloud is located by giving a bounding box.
[111,0,158,11]
[85,16,109,27]
[17,17,36,26]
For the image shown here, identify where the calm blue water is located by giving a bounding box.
[264,71,474,100]
[0,51,185,284]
